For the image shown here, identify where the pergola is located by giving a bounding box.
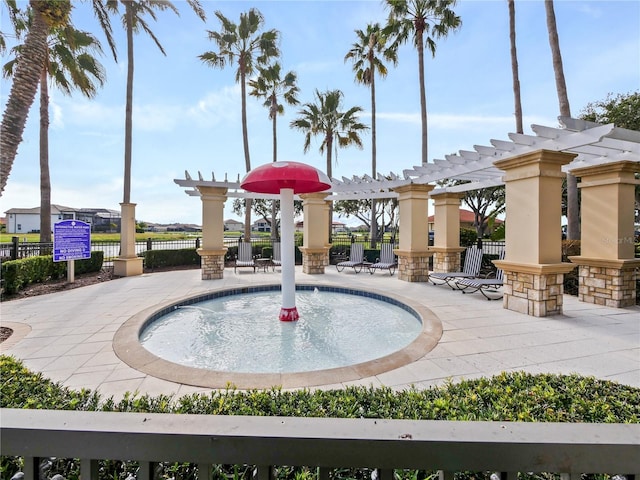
[174,117,640,317]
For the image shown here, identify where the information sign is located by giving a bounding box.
[53,220,91,262]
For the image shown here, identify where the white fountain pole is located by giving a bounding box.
[279,187,299,321]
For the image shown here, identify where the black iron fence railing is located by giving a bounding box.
[0,237,504,267]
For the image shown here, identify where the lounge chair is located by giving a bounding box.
[428,246,483,289]
[336,243,365,273]
[368,243,397,275]
[271,241,282,270]
[234,242,256,273]
[456,250,505,300]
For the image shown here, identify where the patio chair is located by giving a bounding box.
[368,243,397,275]
[271,241,282,269]
[234,242,256,273]
[428,246,483,289]
[456,250,505,300]
[336,243,365,273]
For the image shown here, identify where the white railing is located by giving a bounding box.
[1,409,638,480]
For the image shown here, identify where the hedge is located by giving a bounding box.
[1,355,637,480]
[0,251,103,294]
[142,248,200,269]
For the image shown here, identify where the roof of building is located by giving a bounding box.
[4,204,77,215]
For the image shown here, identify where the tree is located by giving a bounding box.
[249,61,299,239]
[334,196,399,239]
[0,0,71,196]
[544,0,578,240]
[508,0,523,134]
[200,8,280,239]
[579,91,640,131]
[290,89,368,239]
[290,89,368,180]
[231,197,304,235]
[437,179,505,238]
[579,91,640,217]
[102,0,204,272]
[345,22,397,247]
[384,0,461,165]
[3,19,105,242]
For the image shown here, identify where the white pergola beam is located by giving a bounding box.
[175,119,639,201]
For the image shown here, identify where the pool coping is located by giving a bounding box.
[113,283,443,389]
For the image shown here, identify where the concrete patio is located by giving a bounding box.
[1,266,638,402]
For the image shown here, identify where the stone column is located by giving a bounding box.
[113,202,143,277]
[568,161,640,307]
[196,186,228,280]
[393,184,434,282]
[493,150,577,317]
[299,192,331,274]
[430,192,465,273]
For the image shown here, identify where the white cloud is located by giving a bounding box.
[187,84,241,128]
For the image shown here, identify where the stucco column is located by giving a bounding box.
[299,192,331,274]
[430,192,465,273]
[493,150,577,317]
[197,186,228,280]
[393,183,434,282]
[568,161,640,307]
[113,202,143,277]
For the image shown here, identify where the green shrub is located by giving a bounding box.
[460,228,477,247]
[143,248,200,269]
[0,252,103,294]
[1,355,638,480]
[2,355,638,422]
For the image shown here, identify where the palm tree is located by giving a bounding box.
[4,21,106,243]
[385,0,461,165]
[101,0,204,274]
[508,0,523,134]
[345,22,397,246]
[290,89,368,238]
[249,61,299,239]
[544,0,578,240]
[200,8,280,239]
[0,0,72,196]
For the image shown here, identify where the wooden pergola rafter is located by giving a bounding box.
[175,117,640,198]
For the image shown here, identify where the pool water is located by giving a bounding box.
[140,288,422,374]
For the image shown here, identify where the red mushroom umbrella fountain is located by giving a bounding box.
[241,161,331,321]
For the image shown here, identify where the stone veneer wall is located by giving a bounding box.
[503,271,564,317]
[578,265,637,308]
[397,255,431,282]
[201,254,225,280]
[433,251,461,273]
[302,251,327,274]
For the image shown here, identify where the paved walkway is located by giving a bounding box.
[1,267,638,401]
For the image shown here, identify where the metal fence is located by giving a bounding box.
[0,237,503,268]
[1,408,638,480]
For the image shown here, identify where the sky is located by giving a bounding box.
[1,0,639,226]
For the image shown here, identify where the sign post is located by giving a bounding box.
[53,220,91,283]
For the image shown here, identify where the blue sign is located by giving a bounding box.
[53,220,91,262]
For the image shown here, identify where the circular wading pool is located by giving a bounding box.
[113,284,442,389]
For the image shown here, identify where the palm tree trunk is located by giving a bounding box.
[123,2,134,205]
[370,60,378,248]
[0,1,48,196]
[545,0,578,239]
[416,28,428,165]
[240,63,252,240]
[39,66,51,243]
[326,135,333,242]
[508,0,523,134]
[271,107,278,240]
